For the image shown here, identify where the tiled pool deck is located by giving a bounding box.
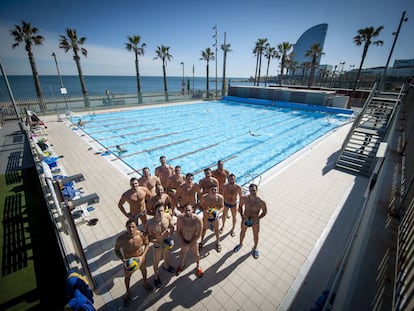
[41,104,367,310]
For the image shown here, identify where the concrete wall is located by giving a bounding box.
[228,86,346,107]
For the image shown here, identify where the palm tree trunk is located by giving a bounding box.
[352,44,369,94]
[162,64,168,101]
[257,54,263,86]
[206,63,210,98]
[135,56,143,104]
[28,50,45,111]
[308,58,316,88]
[254,55,259,86]
[265,58,271,87]
[75,56,89,108]
[279,60,284,86]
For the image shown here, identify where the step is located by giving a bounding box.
[354,127,381,136]
[342,149,376,160]
[336,160,372,174]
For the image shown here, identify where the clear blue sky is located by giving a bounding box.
[0,0,412,78]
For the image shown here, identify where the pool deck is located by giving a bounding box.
[41,107,368,310]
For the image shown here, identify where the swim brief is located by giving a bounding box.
[224,202,237,208]
[130,211,146,221]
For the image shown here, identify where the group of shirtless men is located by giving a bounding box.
[114,156,267,306]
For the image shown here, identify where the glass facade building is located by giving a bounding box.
[291,23,328,67]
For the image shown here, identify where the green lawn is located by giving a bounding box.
[0,167,67,310]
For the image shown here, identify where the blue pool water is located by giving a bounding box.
[74,100,352,186]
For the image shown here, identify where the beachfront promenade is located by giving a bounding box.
[40,104,366,310]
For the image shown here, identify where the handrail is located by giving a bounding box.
[339,83,378,152]
[383,83,406,132]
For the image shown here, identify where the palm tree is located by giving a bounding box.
[59,28,89,108]
[305,43,325,88]
[286,57,298,84]
[125,35,146,104]
[252,45,259,85]
[221,32,232,96]
[10,21,45,111]
[301,61,312,83]
[200,48,215,98]
[154,45,172,101]
[352,26,384,93]
[255,38,268,86]
[277,42,293,86]
[264,46,279,86]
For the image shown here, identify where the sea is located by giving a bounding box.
[0,75,251,101]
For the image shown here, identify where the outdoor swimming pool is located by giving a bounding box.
[73,100,352,186]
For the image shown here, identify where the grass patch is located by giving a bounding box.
[0,167,67,310]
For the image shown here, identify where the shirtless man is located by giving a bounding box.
[138,167,161,196]
[114,219,152,307]
[175,173,202,214]
[199,168,219,194]
[166,165,185,211]
[146,185,173,217]
[145,203,175,288]
[233,184,267,259]
[199,186,224,253]
[220,174,243,237]
[118,178,152,228]
[212,160,230,195]
[166,165,185,192]
[175,204,204,278]
[154,156,174,190]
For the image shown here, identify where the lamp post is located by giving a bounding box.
[0,57,21,120]
[339,61,346,74]
[192,64,195,96]
[180,62,185,95]
[52,52,69,119]
[329,65,337,89]
[213,24,218,98]
[379,11,408,91]
[339,61,346,87]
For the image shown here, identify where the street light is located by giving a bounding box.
[0,57,21,120]
[339,61,346,86]
[52,52,69,120]
[329,65,337,89]
[180,62,185,95]
[379,11,408,91]
[339,61,346,73]
[213,24,218,98]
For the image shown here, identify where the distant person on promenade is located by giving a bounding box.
[212,160,230,195]
[138,167,161,196]
[199,168,219,194]
[118,177,152,228]
[146,184,173,217]
[199,186,224,253]
[155,156,174,190]
[220,174,243,237]
[145,203,175,288]
[175,204,204,278]
[175,173,202,214]
[114,219,152,307]
[233,184,267,259]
